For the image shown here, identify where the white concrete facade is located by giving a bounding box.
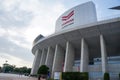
[55,1,97,32]
[52,45,65,73]
[100,35,108,73]
[45,47,54,72]
[80,38,89,72]
[39,49,47,66]
[31,49,42,75]
[64,42,75,72]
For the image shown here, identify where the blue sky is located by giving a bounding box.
[0,0,119,68]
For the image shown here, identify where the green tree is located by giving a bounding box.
[26,68,31,74]
[14,67,31,75]
[37,65,49,80]
[0,66,1,72]
[37,65,49,75]
[104,73,110,80]
[19,66,27,73]
[3,63,15,73]
[14,68,20,73]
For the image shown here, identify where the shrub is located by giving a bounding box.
[119,73,120,79]
[62,72,88,80]
[104,72,110,80]
[81,72,89,80]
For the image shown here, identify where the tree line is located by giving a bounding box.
[0,63,31,76]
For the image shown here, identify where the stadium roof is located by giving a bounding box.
[110,6,120,10]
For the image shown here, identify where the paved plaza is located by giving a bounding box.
[0,73,37,80]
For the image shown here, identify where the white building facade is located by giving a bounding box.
[31,1,120,80]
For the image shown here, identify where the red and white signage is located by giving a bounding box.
[61,10,74,27]
[55,2,97,32]
[62,10,74,21]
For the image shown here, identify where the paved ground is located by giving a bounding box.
[0,73,37,80]
[0,77,37,80]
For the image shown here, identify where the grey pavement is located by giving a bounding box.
[0,73,37,80]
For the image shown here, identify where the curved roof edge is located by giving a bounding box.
[32,17,120,55]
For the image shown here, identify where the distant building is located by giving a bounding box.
[31,1,120,80]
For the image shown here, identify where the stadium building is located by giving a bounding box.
[31,1,120,80]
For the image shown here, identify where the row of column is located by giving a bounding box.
[31,35,108,76]
[31,47,54,75]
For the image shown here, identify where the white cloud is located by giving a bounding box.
[0,0,67,69]
[22,1,66,42]
[0,53,32,67]
[0,0,66,47]
[0,27,31,49]
[0,27,6,37]
[0,0,66,68]
[1,0,20,11]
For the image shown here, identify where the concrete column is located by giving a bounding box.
[31,49,42,75]
[100,35,108,73]
[64,42,75,72]
[45,46,55,72]
[39,48,47,66]
[80,38,89,72]
[52,44,64,77]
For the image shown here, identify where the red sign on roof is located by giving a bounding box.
[62,10,74,21]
